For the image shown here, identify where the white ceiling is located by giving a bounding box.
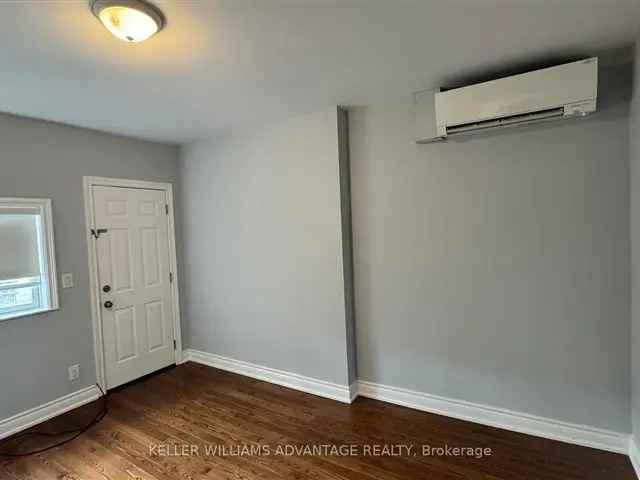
[0,0,638,144]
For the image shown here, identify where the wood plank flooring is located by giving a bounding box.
[0,362,635,479]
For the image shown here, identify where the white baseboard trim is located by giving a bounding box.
[629,437,640,479]
[357,380,630,454]
[0,385,102,440]
[185,349,353,404]
[0,368,632,467]
[182,350,631,457]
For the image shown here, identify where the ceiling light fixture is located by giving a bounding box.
[91,0,165,43]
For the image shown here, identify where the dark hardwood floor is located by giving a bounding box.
[0,362,635,479]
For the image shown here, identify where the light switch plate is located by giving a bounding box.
[61,273,74,289]
[68,364,80,382]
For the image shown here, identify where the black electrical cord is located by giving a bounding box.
[0,383,108,457]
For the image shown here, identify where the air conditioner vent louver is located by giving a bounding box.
[445,107,564,136]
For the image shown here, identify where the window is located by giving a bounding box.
[0,198,58,321]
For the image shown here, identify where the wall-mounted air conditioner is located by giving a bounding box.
[415,58,598,143]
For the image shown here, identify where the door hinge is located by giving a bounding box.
[169,272,173,283]
[165,204,169,215]
[91,228,108,239]
[173,340,177,350]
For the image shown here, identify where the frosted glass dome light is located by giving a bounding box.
[91,0,165,43]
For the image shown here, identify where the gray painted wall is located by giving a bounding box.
[179,108,353,386]
[349,66,631,432]
[631,37,640,444]
[0,113,178,420]
[1,63,632,439]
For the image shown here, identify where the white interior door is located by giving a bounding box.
[92,185,175,389]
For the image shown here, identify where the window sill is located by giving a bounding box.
[0,307,58,322]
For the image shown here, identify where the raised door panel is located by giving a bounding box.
[114,306,137,362]
[140,227,161,288]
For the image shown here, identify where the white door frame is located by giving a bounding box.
[83,176,183,391]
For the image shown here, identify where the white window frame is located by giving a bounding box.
[0,198,59,321]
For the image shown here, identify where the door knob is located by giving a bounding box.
[102,285,111,293]
[104,301,113,309]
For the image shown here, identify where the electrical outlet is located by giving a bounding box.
[68,364,80,382]
[61,273,74,289]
